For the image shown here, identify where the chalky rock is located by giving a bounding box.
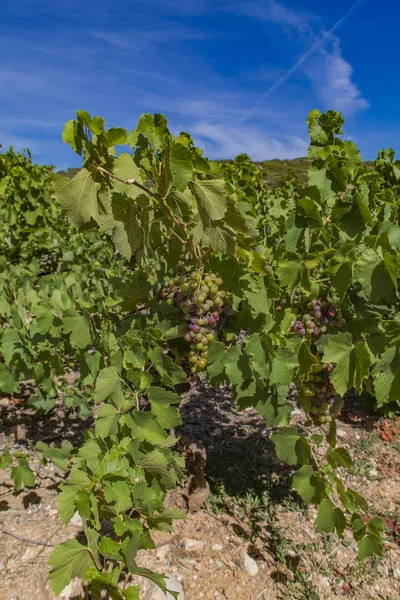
[241,551,259,576]
[183,537,205,552]
[145,574,185,600]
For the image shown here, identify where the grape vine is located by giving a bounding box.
[1,106,399,597]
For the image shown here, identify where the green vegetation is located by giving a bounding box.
[1,107,400,597]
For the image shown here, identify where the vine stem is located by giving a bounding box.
[93,163,199,261]
[0,525,55,547]
[93,165,160,200]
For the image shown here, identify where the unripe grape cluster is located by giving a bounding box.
[294,363,335,424]
[161,271,226,374]
[291,298,346,338]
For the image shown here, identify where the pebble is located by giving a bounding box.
[0,397,10,407]
[69,512,83,528]
[145,574,185,600]
[156,544,170,561]
[336,429,347,439]
[183,538,205,552]
[212,543,224,551]
[241,552,258,577]
[59,577,84,599]
[369,469,378,477]
[48,508,58,517]
[0,562,4,572]
[212,427,222,436]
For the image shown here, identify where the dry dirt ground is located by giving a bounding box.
[1,380,400,600]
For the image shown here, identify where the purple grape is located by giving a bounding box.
[314,311,322,320]
[184,333,191,342]
[192,324,201,333]
[313,327,319,335]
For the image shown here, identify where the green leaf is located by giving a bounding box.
[271,427,300,466]
[95,404,120,439]
[94,367,124,405]
[354,248,395,301]
[52,169,101,227]
[11,458,35,491]
[112,153,143,199]
[48,539,97,595]
[104,480,133,514]
[148,386,182,429]
[270,348,298,387]
[292,465,327,503]
[327,447,352,470]
[109,192,143,259]
[314,498,345,536]
[62,309,91,349]
[190,179,227,222]
[357,534,384,560]
[372,347,400,405]
[323,333,370,396]
[276,260,301,293]
[170,143,193,191]
[148,347,187,388]
[135,113,168,151]
[0,364,19,394]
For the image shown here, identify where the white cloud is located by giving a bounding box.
[233,0,368,118]
[190,120,308,160]
[303,34,369,114]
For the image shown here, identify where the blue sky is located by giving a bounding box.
[1,0,399,169]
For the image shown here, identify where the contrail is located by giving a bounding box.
[241,0,366,121]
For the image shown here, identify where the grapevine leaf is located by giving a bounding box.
[148,386,182,429]
[354,248,394,301]
[323,332,353,396]
[357,534,384,560]
[148,347,187,388]
[270,427,300,466]
[11,458,35,491]
[94,367,124,405]
[110,192,143,259]
[372,347,400,405]
[292,465,327,503]
[104,480,133,514]
[48,539,97,595]
[190,179,227,222]
[170,143,193,191]
[0,364,19,394]
[315,498,336,533]
[62,309,91,349]
[52,169,101,227]
[95,404,120,439]
[270,348,298,386]
[276,260,301,292]
[112,153,143,199]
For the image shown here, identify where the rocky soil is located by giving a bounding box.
[1,381,400,600]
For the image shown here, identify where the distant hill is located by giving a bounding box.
[255,157,310,188]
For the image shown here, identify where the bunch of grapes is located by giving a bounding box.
[295,363,335,423]
[161,271,226,373]
[291,298,346,338]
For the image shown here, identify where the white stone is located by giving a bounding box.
[59,577,84,599]
[145,574,185,600]
[212,543,224,551]
[241,552,258,577]
[212,427,222,436]
[369,469,378,477]
[336,429,347,439]
[69,511,83,528]
[183,538,205,552]
[156,544,170,561]
[0,562,4,572]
